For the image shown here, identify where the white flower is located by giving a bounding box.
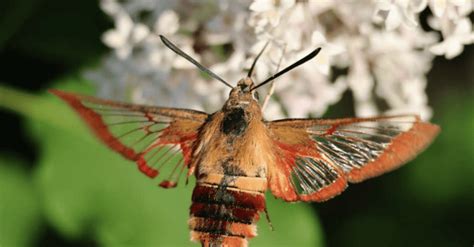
[426,0,473,58]
[429,0,447,17]
[249,0,295,25]
[310,31,345,75]
[89,0,472,121]
[100,0,121,15]
[430,17,474,58]
[102,10,150,59]
[154,10,179,35]
[345,42,379,117]
[373,1,403,30]
[249,0,296,34]
[373,0,428,30]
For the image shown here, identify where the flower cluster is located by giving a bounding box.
[87,0,473,120]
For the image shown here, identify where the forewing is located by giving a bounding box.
[267,115,440,202]
[50,89,208,188]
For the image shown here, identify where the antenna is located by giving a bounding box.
[159,35,233,88]
[247,41,269,77]
[251,48,322,91]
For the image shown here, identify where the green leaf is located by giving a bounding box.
[33,122,195,245]
[0,79,94,134]
[255,196,324,247]
[404,94,474,204]
[0,155,42,247]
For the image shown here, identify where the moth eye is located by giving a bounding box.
[253,91,260,100]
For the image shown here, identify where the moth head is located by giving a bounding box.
[227,77,259,106]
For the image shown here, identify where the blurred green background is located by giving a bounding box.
[0,0,472,246]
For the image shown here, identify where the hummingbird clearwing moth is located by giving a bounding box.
[50,35,440,247]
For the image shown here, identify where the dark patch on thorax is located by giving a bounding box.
[221,107,248,136]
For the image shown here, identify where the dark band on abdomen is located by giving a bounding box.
[189,183,265,247]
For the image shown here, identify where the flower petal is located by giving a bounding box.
[155,10,180,34]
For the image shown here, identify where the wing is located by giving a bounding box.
[267,115,440,202]
[50,89,209,188]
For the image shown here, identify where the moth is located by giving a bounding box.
[51,35,440,247]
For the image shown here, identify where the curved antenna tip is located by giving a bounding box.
[159,35,233,89]
[251,47,322,91]
[247,41,270,77]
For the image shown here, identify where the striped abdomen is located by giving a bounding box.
[189,174,267,247]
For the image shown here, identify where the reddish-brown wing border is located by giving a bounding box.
[50,89,208,184]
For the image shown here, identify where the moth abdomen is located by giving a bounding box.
[189,176,266,247]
